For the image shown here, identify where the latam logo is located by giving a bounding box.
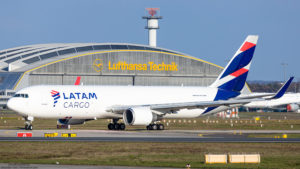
[50,90,98,108]
[51,90,61,107]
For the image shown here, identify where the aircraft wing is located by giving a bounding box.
[106,98,264,113]
[107,77,294,114]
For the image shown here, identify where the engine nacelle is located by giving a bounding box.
[287,104,299,112]
[58,119,90,125]
[123,107,157,125]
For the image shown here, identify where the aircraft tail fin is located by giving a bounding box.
[269,77,294,99]
[210,35,258,92]
[74,76,81,85]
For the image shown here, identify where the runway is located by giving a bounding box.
[1,129,300,142]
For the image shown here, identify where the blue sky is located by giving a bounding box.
[0,0,299,81]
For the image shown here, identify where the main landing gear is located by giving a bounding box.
[146,124,164,130]
[108,119,125,130]
[24,116,34,130]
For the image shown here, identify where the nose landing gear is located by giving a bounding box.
[24,116,34,130]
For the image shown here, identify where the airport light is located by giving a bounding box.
[143,8,162,47]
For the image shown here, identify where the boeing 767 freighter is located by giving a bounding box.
[6,35,292,130]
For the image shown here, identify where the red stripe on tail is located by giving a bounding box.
[230,68,248,77]
[240,41,256,51]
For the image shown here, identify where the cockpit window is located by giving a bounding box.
[14,93,29,98]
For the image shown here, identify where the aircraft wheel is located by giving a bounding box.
[25,125,28,130]
[158,124,164,130]
[119,123,126,130]
[25,124,32,130]
[108,123,114,130]
[152,124,158,130]
[114,123,120,130]
[146,125,153,130]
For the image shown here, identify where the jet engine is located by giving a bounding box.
[58,119,92,125]
[287,104,299,112]
[123,107,158,125]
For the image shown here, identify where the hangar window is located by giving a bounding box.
[0,72,23,89]
[111,45,128,49]
[7,92,15,96]
[5,48,26,54]
[93,45,111,50]
[127,45,145,50]
[6,51,23,58]
[5,56,21,63]
[160,49,175,53]
[144,47,161,52]
[22,51,39,58]
[76,46,93,52]
[5,49,35,58]
[58,48,76,55]
[39,48,56,53]
[40,52,58,60]
[23,56,40,64]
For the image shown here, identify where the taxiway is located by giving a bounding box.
[0,129,300,142]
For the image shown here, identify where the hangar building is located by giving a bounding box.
[0,43,250,106]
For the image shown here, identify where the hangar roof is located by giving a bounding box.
[0,43,191,72]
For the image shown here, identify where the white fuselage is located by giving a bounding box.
[8,85,220,119]
[245,93,300,108]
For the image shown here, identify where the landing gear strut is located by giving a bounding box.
[24,116,34,130]
[108,119,125,130]
[146,124,164,130]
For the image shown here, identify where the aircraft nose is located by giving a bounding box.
[7,98,22,113]
[7,98,28,116]
[7,98,16,111]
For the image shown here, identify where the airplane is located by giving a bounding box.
[244,92,300,112]
[6,35,291,131]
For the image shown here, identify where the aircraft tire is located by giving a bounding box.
[158,124,164,130]
[25,125,32,130]
[152,124,158,130]
[114,123,120,130]
[146,125,153,130]
[108,123,114,130]
[119,123,126,130]
[25,125,28,130]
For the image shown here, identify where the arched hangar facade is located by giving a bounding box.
[0,43,250,95]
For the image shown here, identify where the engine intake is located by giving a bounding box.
[123,107,157,125]
[287,103,299,112]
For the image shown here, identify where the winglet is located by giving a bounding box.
[74,76,81,85]
[270,77,294,99]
